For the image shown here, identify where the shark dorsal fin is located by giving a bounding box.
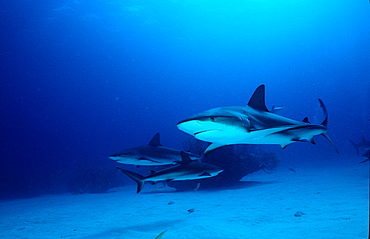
[148,133,162,147]
[302,117,310,123]
[180,151,192,164]
[247,84,269,112]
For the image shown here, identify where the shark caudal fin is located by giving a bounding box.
[116,167,145,193]
[318,99,339,154]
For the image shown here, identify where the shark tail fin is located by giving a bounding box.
[318,99,339,154]
[318,99,328,127]
[116,167,145,193]
[349,140,360,155]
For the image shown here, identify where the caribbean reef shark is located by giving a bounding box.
[359,150,370,164]
[177,84,339,155]
[116,152,223,193]
[349,137,370,155]
[109,133,199,166]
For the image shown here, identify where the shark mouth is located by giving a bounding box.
[194,129,221,136]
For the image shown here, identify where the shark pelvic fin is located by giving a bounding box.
[321,133,339,154]
[247,84,269,112]
[116,167,145,193]
[148,133,162,147]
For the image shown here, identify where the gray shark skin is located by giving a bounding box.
[109,133,199,166]
[349,137,370,155]
[177,85,339,155]
[116,152,224,193]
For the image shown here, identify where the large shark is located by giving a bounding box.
[349,137,370,155]
[116,152,223,193]
[177,85,339,154]
[109,133,199,166]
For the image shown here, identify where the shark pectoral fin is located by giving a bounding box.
[116,167,145,193]
[204,143,226,156]
[321,133,339,154]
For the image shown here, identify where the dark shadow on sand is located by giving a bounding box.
[78,219,184,239]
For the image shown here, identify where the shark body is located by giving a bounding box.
[349,137,370,155]
[109,133,199,166]
[177,85,338,154]
[116,152,223,193]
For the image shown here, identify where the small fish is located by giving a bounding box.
[288,168,297,173]
[155,230,168,239]
[187,209,195,213]
[271,105,285,114]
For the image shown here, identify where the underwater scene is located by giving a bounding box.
[1,0,369,238]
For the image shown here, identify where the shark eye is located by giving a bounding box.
[210,117,215,122]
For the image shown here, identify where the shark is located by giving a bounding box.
[109,133,199,166]
[359,150,370,164]
[177,84,339,155]
[349,137,370,155]
[116,152,223,193]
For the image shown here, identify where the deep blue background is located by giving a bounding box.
[1,0,369,198]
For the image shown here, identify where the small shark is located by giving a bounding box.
[177,85,339,154]
[109,133,199,166]
[116,152,223,193]
[349,137,370,155]
[359,150,370,164]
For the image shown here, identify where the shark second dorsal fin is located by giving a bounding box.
[180,151,192,164]
[148,133,162,147]
[247,84,269,112]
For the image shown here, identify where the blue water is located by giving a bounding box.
[0,0,369,199]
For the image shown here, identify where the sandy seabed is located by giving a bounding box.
[1,160,368,239]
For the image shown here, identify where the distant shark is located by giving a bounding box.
[177,85,339,154]
[359,150,370,164]
[116,152,223,193]
[349,137,370,155]
[109,133,199,166]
